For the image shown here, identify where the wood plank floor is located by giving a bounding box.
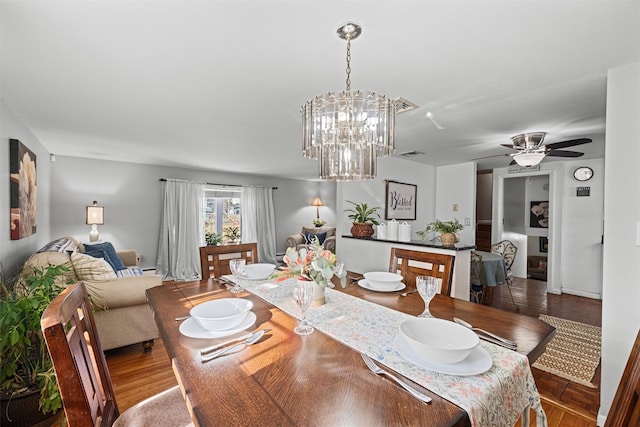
[105,277,602,426]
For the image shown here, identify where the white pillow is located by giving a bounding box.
[71,252,117,280]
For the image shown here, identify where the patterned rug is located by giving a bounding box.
[532,314,602,388]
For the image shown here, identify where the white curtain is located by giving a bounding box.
[241,186,278,265]
[156,179,205,280]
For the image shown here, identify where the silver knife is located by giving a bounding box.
[200,328,271,355]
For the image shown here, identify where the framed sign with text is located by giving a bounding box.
[385,180,417,220]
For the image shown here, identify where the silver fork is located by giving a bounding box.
[360,353,432,403]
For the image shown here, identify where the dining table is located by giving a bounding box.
[473,250,508,287]
[146,275,555,427]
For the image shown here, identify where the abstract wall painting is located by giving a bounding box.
[10,139,37,240]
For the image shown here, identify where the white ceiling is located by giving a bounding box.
[1,1,638,180]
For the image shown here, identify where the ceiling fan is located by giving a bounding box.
[475,132,592,167]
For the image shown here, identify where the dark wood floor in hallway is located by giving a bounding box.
[105,277,602,426]
[491,277,601,427]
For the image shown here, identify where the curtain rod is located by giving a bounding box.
[158,178,277,190]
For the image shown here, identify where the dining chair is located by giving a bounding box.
[490,240,519,310]
[605,329,640,427]
[41,282,193,427]
[388,247,455,296]
[199,242,259,279]
[469,251,485,304]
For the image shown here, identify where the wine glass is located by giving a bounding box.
[416,275,439,318]
[292,281,314,335]
[229,258,246,294]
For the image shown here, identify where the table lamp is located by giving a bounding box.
[86,201,104,242]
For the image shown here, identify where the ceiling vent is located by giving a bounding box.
[397,150,426,157]
[394,97,419,114]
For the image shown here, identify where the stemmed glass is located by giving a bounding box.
[292,281,314,335]
[229,258,246,294]
[416,275,439,318]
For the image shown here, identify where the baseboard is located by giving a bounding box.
[560,288,602,299]
[597,411,607,426]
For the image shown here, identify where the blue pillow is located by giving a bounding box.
[84,242,126,271]
[303,231,326,246]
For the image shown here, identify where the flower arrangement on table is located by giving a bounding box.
[272,237,339,288]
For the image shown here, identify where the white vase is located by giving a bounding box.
[311,281,326,307]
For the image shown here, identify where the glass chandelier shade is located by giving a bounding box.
[301,23,396,181]
[513,151,546,167]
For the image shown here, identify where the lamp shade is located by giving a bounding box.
[86,202,104,225]
[311,197,324,207]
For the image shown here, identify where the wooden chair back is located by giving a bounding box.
[200,242,259,279]
[388,247,455,296]
[41,282,119,426]
[605,329,640,427]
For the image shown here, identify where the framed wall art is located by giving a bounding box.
[539,237,549,252]
[10,139,37,240]
[385,180,417,220]
[530,201,549,228]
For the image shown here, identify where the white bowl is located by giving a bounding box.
[190,298,253,331]
[363,271,403,290]
[399,318,479,364]
[243,263,276,280]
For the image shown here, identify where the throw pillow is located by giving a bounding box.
[303,231,327,246]
[71,252,117,280]
[37,237,77,254]
[84,242,126,271]
[116,267,144,277]
[539,260,547,270]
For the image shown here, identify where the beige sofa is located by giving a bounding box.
[23,237,161,351]
[285,226,336,253]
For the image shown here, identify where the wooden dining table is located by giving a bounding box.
[146,276,555,427]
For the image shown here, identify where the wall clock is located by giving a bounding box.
[573,166,594,181]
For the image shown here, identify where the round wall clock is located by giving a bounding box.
[573,166,594,181]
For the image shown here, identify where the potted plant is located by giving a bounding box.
[416,219,464,246]
[223,225,241,243]
[205,231,222,246]
[0,264,73,427]
[344,200,381,238]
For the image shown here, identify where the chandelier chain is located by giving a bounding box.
[345,38,351,91]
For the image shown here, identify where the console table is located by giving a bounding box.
[339,235,475,301]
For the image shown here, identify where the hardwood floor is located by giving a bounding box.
[105,277,602,426]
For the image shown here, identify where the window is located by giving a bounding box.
[204,188,242,244]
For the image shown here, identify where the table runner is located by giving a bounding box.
[228,277,547,427]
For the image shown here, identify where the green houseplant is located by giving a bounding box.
[344,200,381,238]
[223,225,241,243]
[416,219,464,246]
[0,264,74,426]
[205,231,223,246]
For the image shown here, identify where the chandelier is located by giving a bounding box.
[301,22,396,181]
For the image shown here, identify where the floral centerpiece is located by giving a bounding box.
[272,237,339,306]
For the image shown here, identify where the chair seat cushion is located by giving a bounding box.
[113,386,193,427]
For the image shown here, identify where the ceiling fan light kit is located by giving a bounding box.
[513,151,546,167]
[301,22,399,181]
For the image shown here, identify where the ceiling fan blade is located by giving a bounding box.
[509,159,517,166]
[500,144,516,149]
[545,150,584,158]
[545,138,592,150]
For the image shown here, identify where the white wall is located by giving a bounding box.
[435,162,476,245]
[0,99,53,276]
[599,62,640,425]
[336,156,436,265]
[49,156,336,268]
[560,158,604,298]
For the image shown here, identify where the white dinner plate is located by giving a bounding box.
[179,311,257,339]
[394,334,493,376]
[357,279,406,293]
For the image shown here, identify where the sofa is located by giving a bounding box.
[286,226,336,253]
[23,237,162,351]
[527,255,548,281]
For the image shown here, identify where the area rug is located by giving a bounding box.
[532,314,601,388]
